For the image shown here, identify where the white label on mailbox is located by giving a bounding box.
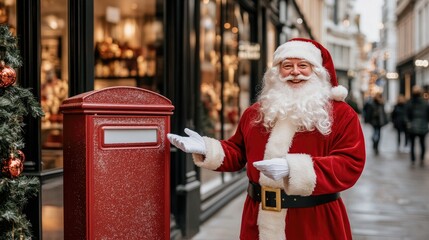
[104,128,157,144]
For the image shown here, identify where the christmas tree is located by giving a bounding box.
[0,25,44,239]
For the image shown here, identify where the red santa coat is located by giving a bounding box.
[193,100,366,240]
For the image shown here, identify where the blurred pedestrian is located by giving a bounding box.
[362,96,373,124]
[167,38,365,239]
[406,85,429,166]
[366,92,388,155]
[346,94,361,114]
[391,94,409,152]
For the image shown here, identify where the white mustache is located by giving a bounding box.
[279,74,312,82]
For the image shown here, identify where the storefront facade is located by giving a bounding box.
[397,58,416,98]
[1,0,309,238]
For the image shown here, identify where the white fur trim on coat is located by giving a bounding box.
[263,119,296,161]
[192,137,224,170]
[257,119,297,240]
[283,154,316,196]
[257,208,287,240]
[331,85,348,101]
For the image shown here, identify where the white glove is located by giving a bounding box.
[253,158,289,180]
[167,128,206,155]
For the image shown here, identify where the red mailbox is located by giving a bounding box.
[60,86,174,239]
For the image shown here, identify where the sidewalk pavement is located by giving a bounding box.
[192,123,429,240]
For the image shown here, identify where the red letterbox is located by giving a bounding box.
[60,86,174,239]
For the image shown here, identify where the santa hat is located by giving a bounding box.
[273,38,348,101]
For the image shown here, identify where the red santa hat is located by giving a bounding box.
[273,38,348,101]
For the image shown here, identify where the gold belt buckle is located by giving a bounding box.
[261,186,281,212]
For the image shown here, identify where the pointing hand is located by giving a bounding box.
[167,128,206,155]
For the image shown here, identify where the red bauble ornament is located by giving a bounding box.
[2,150,25,178]
[0,66,17,88]
[9,158,23,177]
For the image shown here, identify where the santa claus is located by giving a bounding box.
[168,38,366,240]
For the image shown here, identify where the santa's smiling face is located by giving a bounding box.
[257,58,333,135]
[278,58,313,88]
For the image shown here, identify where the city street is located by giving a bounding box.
[192,121,429,240]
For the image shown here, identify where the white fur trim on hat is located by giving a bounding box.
[192,137,224,170]
[330,85,348,101]
[273,41,323,67]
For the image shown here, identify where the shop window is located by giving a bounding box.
[40,0,68,172]
[0,0,16,33]
[199,0,251,195]
[93,0,164,93]
[266,20,277,68]
[200,0,221,140]
[39,0,68,238]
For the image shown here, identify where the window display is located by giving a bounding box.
[40,0,68,171]
[0,0,15,31]
[93,0,164,92]
[38,0,68,238]
[199,0,252,195]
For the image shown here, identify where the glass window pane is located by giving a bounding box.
[199,0,251,196]
[222,2,240,139]
[94,0,164,93]
[236,6,252,117]
[200,0,221,139]
[0,0,16,33]
[40,0,68,171]
[267,20,276,68]
[200,0,223,195]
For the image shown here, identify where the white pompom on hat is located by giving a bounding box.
[273,38,348,101]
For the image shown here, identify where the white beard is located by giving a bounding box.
[257,67,333,135]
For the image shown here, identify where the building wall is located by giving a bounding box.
[378,0,399,110]
[323,0,362,103]
[414,0,429,52]
[294,0,324,41]
[396,0,415,64]
[396,0,416,98]
[414,0,429,86]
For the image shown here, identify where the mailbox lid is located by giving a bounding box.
[60,86,174,115]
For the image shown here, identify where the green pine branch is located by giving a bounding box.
[0,24,22,68]
[0,177,39,240]
[0,24,44,240]
[0,86,44,160]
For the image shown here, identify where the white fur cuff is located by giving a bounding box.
[283,153,316,196]
[192,137,225,170]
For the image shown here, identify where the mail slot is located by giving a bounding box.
[60,86,174,239]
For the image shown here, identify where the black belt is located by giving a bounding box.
[247,181,340,211]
